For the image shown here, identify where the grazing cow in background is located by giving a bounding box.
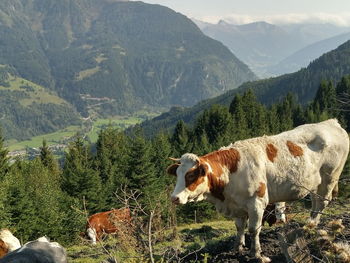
[0,229,21,258]
[168,119,349,262]
[262,203,287,227]
[0,236,67,263]
[85,207,131,245]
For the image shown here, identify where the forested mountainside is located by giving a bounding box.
[0,0,256,140]
[139,39,350,136]
[0,66,80,140]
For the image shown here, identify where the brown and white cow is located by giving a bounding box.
[0,229,21,258]
[85,208,131,245]
[168,119,349,262]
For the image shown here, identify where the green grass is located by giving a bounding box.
[67,219,235,263]
[1,74,67,106]
[7,125,81,151]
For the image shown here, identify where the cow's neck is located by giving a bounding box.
[207,171,226,201]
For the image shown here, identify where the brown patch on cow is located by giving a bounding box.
[0,240,9,258]
[266,143,278,162]
[203,148,240,201]
[202,148,240,174]
[185,164,206,191]
[286,140,303,157]
[256,182,266,198]
[167,163,180,176]
[207,172,226,201]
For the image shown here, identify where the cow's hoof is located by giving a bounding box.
[249,251,271,263]
[259,256,271,263]
[306,218,319,228]
[234,245,245,254]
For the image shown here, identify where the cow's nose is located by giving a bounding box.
[171,196,180,204]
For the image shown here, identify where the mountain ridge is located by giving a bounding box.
[0,0,256,140]
[139,39,350,136]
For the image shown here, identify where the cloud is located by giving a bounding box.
[196,13,350,26]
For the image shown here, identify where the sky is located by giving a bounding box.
[135,0,350,26]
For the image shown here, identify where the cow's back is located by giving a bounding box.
[87,208,131,235]
[232,119,349,203]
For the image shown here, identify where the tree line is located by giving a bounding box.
[0,75,349,245]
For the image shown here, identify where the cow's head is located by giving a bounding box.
[168,153,210,205]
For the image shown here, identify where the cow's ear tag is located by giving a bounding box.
[167,163,180,176]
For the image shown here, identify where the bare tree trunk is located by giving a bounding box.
[148,210,155,263]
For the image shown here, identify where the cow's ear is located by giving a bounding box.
[167,163,180,176]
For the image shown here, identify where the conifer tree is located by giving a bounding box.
[229,94,248,140]
[151,132,172,183]
[95,127,129,208]
[268,104,281,134]
[171,120,189,156]
[313,80,336,117]
[190,131,211,156]
[39,139,60,176]
[336,75,350,129]
[127,130,157,210]
[62,136,103,212]
[277,93,294,131]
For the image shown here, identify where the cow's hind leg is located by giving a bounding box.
[309,164,344,226]
[233,217,247,254]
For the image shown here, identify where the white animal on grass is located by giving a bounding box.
[168,119,349,262]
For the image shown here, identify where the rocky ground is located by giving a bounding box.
[179,205,350,262]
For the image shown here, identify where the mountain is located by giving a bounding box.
[195,20,350,77]
[0,65,80,140]
[0,0,256,141]
[269,31,350,75]
[139,39,350,136]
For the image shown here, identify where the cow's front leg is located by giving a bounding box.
[233,216,247,254]
[248,201,271,263]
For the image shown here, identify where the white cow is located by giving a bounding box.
[168,119,349,262]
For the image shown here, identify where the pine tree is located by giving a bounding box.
[313,80,337,117]
[127,130,157,210]
[171,120,189,156]
[39,139,60,176]
[229,94,248,140]
[190,130,211,156]
[267,104,281,134]
[62,136,103,212]
[277,93,294,131]
[95,127,129,208]
[336,75,350,129]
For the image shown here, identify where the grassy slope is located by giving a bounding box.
[66,201,350,262]
[0,74,66,106]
